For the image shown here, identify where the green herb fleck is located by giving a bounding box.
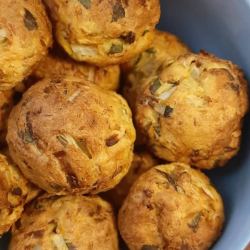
[56,135,68,147]
[109,44,123,55]
[141,245,159,250]
[145,47,154,54]
[155,168,178,191]
[142,30,149,36]
[187,211,202,233]
[231,83,239,92]
[64,89,68,95]
[134,54,142,66]
[164,106,173,118]
[77,0,92,9]
[149,78,161,94]
[153,126,161,137]
[66,242,77,250]
[50,183,63,192]
[24,9,38,31]
[221,68,235,81]
[26,112,35,143]
[214,154,224,167]
[25,132,34,143]
[112,2,125,22]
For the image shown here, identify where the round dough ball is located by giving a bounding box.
[0,0,52,91]
[9,194,119,250]
[102,148,161,211]
[0,90,14,146]
[122,30,192,112]
[30,47,121,91]
[7,78,136,195]
[118,162,225,250]
[0,147,42,205]
[43,0,160,66]
[0,152,29,236]
[135,51,249,169]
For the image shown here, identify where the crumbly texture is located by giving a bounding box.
[135,51,249,169]
[118,162,225,250]
[122,30,192,113]
[7,78,136,195]
[43,0,160,66]
[25,182,43,204]
[9,194,119,250]
[30,47,121,91]
[102,149,160,211]
[0,90,14,146]
[0,0,52,91]
[0,147,42,205]
[0,153,29,236]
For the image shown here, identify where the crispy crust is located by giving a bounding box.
[0,153,29,236]
[9,194,119,250]
[30,47,121,91]
[118,162,225,250]
[102,149,160,211]
[43,0,160,66]
[122,30,192,113]
[7,77,136,195]
[0,0,52,90]
[136,52,249,169]
[0,147,42,203]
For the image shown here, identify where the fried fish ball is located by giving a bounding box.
[30,49,121,91]
[122,30,192,112]
[102,149,161,211]
[0,152,30,236]
[7,78,136,195]
[0,0,52,91]
[135,51,249,169]
[9,194,119,250]
[118,162,225,250]
[0,147,42,205]
[0,90,14,146]
[43,0,160,66]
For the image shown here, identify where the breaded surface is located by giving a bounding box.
[0,90,14,146]
[102,149,160,211]
[44,0,160,66]
[0,147,42,205]
[30,47,121,91]
[0,153,29,236]
[118,162,225,250]
[10,194,119,250]
[0,0,52,90]
[7,78,135,195]
[136,51,249,169]
[122,30,192,112]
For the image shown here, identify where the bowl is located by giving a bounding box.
[1,0,250,249]
[157,0,250,249]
